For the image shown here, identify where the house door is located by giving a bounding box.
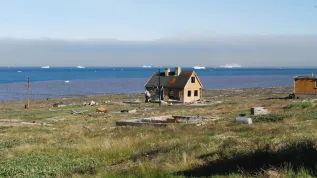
[179,90,184,102]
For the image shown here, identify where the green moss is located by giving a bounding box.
[252,113,292,122]
[0,155,99,177]
[284,102,313,110]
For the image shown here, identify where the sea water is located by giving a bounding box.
[0,67,316,101]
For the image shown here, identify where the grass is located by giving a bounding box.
[252,113,292,122]
[2,86,317,177]
[284,101,313,110]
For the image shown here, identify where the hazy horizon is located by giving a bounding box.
[1,1,317,67]
[1,35,317,68]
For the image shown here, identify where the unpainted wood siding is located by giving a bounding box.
[183,73,202,103]
[294,79,317,95]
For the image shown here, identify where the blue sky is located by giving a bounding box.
[0,0,316,40]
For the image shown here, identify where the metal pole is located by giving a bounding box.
[27,76,30,109]
[158,68,161,106]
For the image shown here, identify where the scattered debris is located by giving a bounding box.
[187,103,208,106]
[123,99,142,104]
[83,101,99,106]
[21,122,53,126]
[204,116,222,121]
[251,107,269,116]
[196,123,205,126]
[0,119,53,127]
[120,109,137,113]
[49,108,56,111]
[160,100,168,105]
[104,101,111,104]
[96,107,107,113]
[89,100,97,106]
[0,119,21,122]
[264,93,297,100]
[188,101,223,106]
[144,108,153,111]
[116,115,203,126]
[72,110,88,114]
[236,117,252,124]
[53,102,66,107]
[46,117,65,122]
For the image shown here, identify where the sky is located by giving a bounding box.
[0,0,317,66]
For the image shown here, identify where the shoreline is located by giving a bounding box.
[3,86,293,104]
[0,73,296,101]
[0,75,295,101]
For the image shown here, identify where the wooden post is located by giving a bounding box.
[27,77,30,109]
[158,68,161,106]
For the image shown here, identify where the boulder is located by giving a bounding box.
[89,101,96,106]
[96,107,107,113]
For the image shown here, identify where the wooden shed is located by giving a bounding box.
[294,76,317,96]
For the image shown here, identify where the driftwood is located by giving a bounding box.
[120,109,137,113]
[21,122,53,126]
[116,115,202,126]
[72,110,88,114]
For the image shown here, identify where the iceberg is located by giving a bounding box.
[220,64,242,68]
[193,66,206,70]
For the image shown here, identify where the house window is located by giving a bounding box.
[315,81,317,88]
[194,90,198,96]
[187,90,191,97]
[191,77,195,83]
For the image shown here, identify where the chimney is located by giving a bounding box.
[165,68,170,76]
[175,67,181,76]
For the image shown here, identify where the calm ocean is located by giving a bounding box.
[0,67,316,101]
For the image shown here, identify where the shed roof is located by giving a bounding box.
[144,71,198,89]
[294,76,317,80]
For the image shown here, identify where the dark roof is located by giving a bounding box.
[144,71,196,88]
[294,76,317,80]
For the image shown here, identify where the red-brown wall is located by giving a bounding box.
[294,79,317,95]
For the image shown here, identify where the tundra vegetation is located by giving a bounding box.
[1,87,317,177]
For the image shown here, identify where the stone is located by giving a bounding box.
[89,101,96,106]
[96,107,107,113]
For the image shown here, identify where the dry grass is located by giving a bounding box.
[1,86,317,177]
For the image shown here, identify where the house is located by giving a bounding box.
[144,67,203,103]
[293,75,317,97]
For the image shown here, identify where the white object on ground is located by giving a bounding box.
[236,117,252,124]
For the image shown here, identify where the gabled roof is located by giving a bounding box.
[144,71,201,89]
